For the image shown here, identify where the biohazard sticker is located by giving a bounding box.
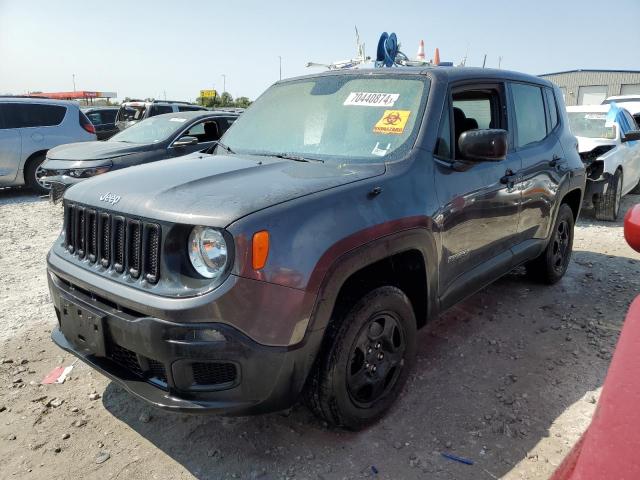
[344,92,399,107]
[373,110,411,134]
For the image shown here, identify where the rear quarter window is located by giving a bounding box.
[2,103,67,128]
[545,88,559,131]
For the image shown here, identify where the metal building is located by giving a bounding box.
[539,69,640,106]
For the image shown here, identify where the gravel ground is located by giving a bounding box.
[1,186,639,480]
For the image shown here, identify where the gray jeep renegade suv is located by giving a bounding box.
[47,67,585,429]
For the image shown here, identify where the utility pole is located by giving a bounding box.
[72,74,76,92]
[279,56,282,80]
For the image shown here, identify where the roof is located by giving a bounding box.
[282,66,552,87]
[0,96,79,106]
[81,106,119,111]
[566,105,611,113]
[540,69,640,76]
[605,95,640,101]
[120,100,199,106]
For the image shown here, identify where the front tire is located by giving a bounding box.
[305,286,417,430]
[25,153,49,194]
[527,203,575,284]
[594,169,623,221]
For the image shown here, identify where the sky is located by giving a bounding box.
[1,0,639,102]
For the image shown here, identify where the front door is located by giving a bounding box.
[433,82,522,306]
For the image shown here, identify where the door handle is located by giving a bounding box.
[500,169,515,185]
[549,155,563,168]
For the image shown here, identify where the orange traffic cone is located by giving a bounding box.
[416,40,425,61]
[434,48,440,66]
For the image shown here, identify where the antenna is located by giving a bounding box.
[482,54,487,68]
[498,56,503,69]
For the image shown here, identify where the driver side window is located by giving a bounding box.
[184,120,221,143]
[451,86,504,160]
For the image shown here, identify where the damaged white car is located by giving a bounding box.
[568,104,640,220]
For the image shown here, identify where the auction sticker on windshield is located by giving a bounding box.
[373,110,411,134]
[344,92,399,107]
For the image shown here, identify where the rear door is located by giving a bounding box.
[510,83,565,242]
[0,102,22,184]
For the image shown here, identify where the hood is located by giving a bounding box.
[64,152,386,226]
[46,141,153,162]
[575,136,617,154]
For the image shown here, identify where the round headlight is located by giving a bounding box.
[188,226,228,279]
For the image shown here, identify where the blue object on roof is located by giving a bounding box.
[376,32,399,68]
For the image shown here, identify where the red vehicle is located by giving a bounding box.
[551,205,640,479]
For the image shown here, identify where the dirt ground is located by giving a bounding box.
[1,187,639,480]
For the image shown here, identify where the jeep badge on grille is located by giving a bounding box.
[99,192,121,205]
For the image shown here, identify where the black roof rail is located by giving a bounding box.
[151,100,194,105]
[0,95,56,100]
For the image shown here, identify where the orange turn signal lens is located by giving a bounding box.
[252,230,270,270]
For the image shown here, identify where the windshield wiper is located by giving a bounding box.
[214,141,235,154]
[263,152,324,163]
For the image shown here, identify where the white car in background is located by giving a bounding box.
[0,97,97,193]
[567,104,640,221]
[603,95,640,126]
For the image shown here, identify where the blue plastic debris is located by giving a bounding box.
[371,465,379,474]
[441,452,474,465]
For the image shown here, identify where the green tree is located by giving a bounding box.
[219,91,234,107]
[234,96,252,108]
[196,92,252,109]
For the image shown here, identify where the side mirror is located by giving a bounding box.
[624,205,640,253]
[173,135,198,147]
[459,129,508,161]
[621,130,640,143]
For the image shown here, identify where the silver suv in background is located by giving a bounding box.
[0,97,97,193]
[115,100,207,131]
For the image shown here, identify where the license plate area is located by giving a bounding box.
[60,294,106,357]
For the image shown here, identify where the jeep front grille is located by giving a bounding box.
[63,203,161,284]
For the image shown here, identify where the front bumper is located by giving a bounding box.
[582,173,611,208]
[48,271,324,414]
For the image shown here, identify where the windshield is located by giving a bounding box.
[221,75,429,163]
[117,105,146,122]
[109,115,187,144]
[568,112,616,139]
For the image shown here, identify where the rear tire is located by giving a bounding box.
[305,286,417,430]
[25,153,49,195]
[594,169,623,221]
[526,203,574,284]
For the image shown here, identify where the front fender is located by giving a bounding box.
[305,227,439,333]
